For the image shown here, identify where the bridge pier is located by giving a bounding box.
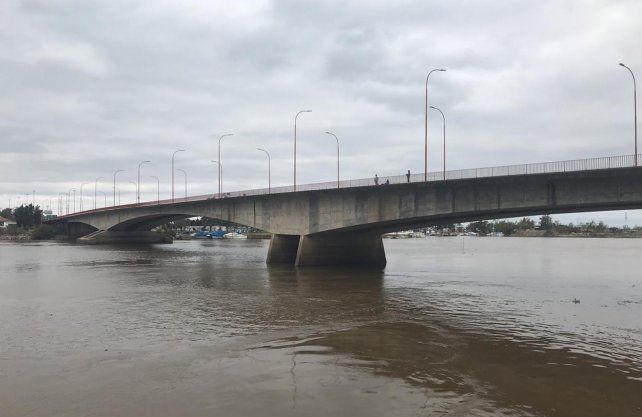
[267,232,386,268]
[266,234,300,264]
[296,232,386,268]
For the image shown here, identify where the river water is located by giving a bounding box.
[0,237,640,416]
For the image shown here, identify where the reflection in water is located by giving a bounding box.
[0,238,641,416]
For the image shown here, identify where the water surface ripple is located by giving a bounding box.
[0,237,640,416]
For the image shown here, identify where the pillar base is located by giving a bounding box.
[295,232,386,268]
[266,234,301,264]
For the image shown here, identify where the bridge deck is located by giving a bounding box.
[52,153,641,219]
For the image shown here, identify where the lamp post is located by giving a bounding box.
[171,149,186,202]
[217,134,234,198]
[94,177,104,210]
[177,169,187,201]
[113,169,124,206]
[430,106,446,180]
[425,68,446,181]
[58,193,64,215]
[137,160,151,204]
[210,160,220,197]
[257,148,271,193]
[619,63,638,166]
[129,181,137,204]
[69,188,76,213]
[324,131,340,188]
[150,176,160,205]
[65,192,70,214]
[99,191,107,208]
[79,182,89,212]
[294,110,312,191]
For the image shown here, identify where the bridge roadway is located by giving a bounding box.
[48,154,642,268]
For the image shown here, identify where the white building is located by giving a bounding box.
[0,216,16,228]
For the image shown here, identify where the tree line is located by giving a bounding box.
[440,215,629,236]
[1,204,43,228]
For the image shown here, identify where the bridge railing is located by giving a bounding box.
[59,154,640,217]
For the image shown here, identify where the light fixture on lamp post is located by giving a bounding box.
[424,68,446,181]
[294,110,312,191]
[257,148,271,193]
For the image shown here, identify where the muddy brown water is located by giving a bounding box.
[0,237,640,416]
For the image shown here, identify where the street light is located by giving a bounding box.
[58,193,64,216]
[137,161,151,204]
[150,176,160,205]
[430,106,446,180]
[79,182,89,212]
[217,134,234,198]
[113,169,124,207]
[294,110,312,191]
[69,188,76,213]
[99,191,107,208]
[425,68,446,181]
[324,131,340,188]
[211,160,220,196]
[171,149,186,202]
[619,63,638,166]
[257,149,271,193]
[94,177,104,210]
[177,168,187,201]
[129,181,137,204]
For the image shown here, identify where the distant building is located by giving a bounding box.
[42,210,57,221]
[0,216,16,228]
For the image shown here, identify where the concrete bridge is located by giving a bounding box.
[48,154,642,268]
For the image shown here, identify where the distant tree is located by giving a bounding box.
[13,204,42,228]
[0,208,12,220]
[494,220,517,236]
[539,215,554,231]
[516,217,536,230]
[466,220,492,235]
[31,224,56,240]
[595,221,608,233]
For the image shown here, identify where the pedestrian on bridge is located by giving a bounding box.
[374,174,379,185]
[406,170,411,183]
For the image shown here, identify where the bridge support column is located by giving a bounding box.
[295,232,386,268]
[266,234,301,264]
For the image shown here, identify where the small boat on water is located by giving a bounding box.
[384,231,416,239]
[223,231,247,239]
[192,229,226,239]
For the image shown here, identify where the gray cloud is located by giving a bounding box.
[0,0,641,225]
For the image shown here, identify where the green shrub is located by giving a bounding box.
[31,224,56,240]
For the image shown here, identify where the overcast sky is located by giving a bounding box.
[1,0,641,225]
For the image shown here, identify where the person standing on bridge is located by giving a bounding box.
[406,170,411,183]
[374,174,379,185]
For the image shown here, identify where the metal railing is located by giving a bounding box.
[59,154,640,218]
